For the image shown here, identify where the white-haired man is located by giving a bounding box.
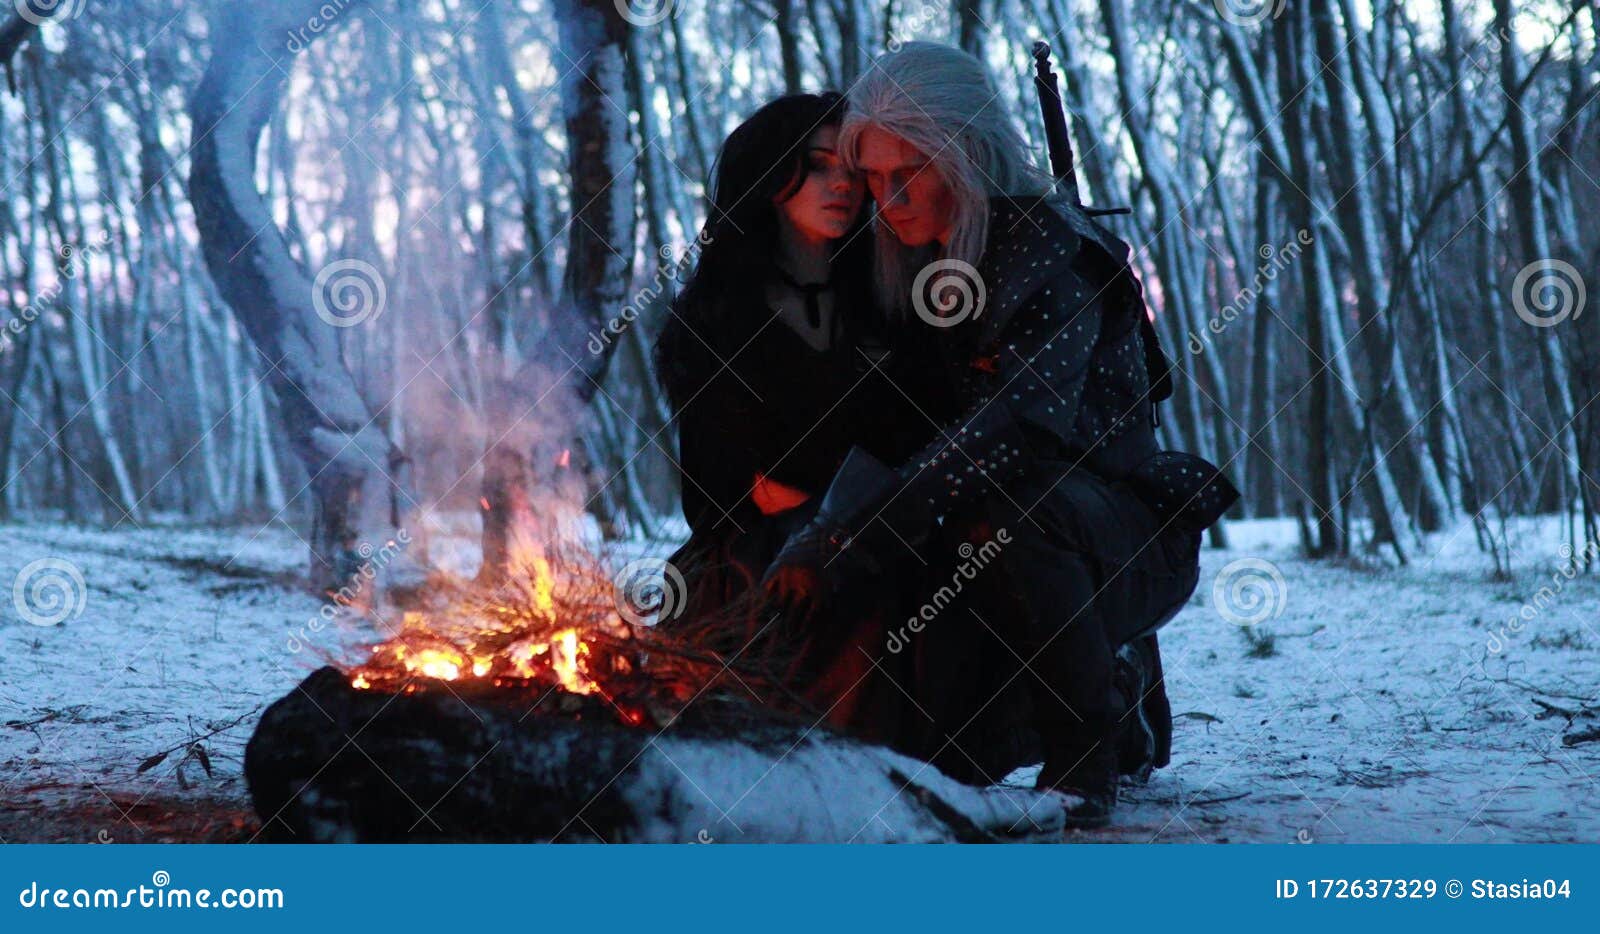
[764,42,1238,826]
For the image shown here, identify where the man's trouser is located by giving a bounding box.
[915,466,1201,784]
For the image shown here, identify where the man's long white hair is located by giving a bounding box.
[838,41,1059,316]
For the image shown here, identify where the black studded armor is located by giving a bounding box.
[770,195,1238,575]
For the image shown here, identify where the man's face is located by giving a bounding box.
[854,126,955,248]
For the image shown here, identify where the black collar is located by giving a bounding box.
[772,264,833,330]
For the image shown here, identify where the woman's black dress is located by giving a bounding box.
[661,301,920,643]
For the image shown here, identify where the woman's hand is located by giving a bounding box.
[761,556,824,617]
[759,522,838,618]
[751,472,811,515]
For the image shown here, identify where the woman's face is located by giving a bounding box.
[773,125,864,242]
[854,126,954,248]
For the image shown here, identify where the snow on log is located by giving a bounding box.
[246,667,1073,843]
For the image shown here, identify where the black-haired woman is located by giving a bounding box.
[652,93,920,725]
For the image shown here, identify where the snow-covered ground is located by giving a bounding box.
[1,514,1596,842]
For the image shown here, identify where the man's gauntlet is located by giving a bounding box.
[763,446,936,597]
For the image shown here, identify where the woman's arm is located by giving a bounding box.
[674,379,762,536]
[751,472,811,514]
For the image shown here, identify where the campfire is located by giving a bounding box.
[246,539,1072,843]
[338,544,756,729]
[350,615,615,699]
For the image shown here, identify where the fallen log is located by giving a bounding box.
[245,667,1072,843]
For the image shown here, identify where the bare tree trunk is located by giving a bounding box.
[1311,1,1451,533]
[956,0,987,57]
[0,125,32,518]
[773,0,803,93]
[1495,0,1581,516]
[0,7,61,88]
[1097,0,1233,546]
[32,64,142,523]
[668,13,713,184]
[1244,154,1283,517]
[1440,0,1533,513]
[188,0,426,600]
[826,0,862,87]
[475,0,558,306]
[1273,7,1341,556]
[480,0,636,581]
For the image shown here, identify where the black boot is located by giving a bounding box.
[1115,639,1157,782]
[1035,746,1119,829]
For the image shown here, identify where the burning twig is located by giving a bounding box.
[343,540,805,728]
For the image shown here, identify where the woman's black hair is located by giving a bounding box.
[653,91,873,414]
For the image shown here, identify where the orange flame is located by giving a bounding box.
[348,550,605,697]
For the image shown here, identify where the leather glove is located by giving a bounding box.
[760,446,933,615]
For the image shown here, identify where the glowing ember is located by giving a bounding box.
[336,539,754,730]
[530,555,556,617]
[412,648,465,680]
[500,628,595,694]
[345,547,623,703]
